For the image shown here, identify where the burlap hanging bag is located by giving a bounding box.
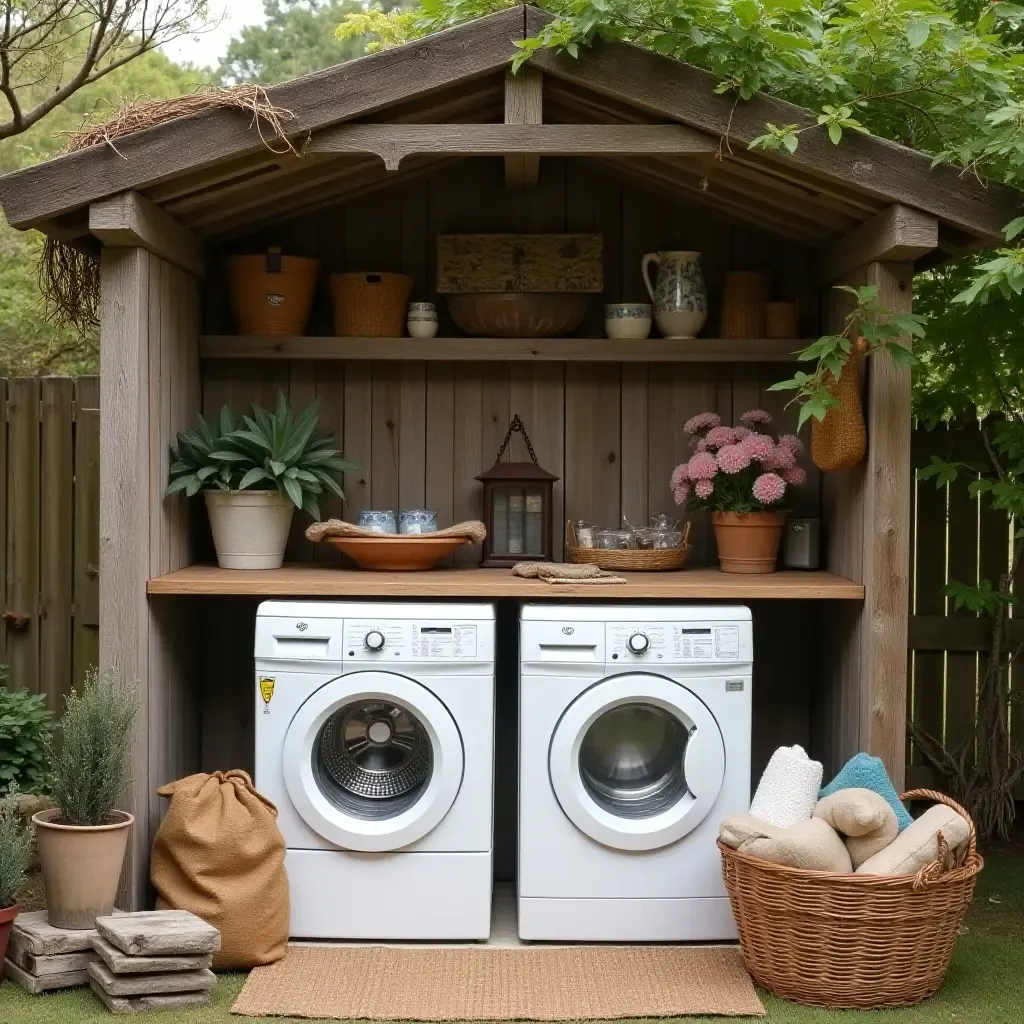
[151,771,289,969]
[811,349,867,471]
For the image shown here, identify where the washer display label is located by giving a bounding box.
[413,624,478,659]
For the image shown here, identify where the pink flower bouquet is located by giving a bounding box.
[670,409,806,513]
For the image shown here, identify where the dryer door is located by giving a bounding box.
[548,672,726,851]
[283,670,464,852]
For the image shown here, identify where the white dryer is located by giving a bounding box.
[255,601,495,940]
[518,604,752,941]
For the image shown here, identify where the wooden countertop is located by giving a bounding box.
[147,564,864,600]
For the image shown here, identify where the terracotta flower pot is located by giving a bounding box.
[712,510,785,574]
[0,903,18,976]
[33,808,134,929]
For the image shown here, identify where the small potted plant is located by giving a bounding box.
[166,394,357,569]
[33,670,140,929]
[0,787,32,967]
[670,409,807,573]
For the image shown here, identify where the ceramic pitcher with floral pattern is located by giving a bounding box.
[642,251,708,338]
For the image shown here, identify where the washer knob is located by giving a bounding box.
[364,630,386,652]
[627,632,650,654]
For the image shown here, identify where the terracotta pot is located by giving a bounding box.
[712,511,785,573]
[33,809,134,929]
[0,903,18,976]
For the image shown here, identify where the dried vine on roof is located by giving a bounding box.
[40,86,299,335]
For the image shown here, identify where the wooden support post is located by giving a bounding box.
[505,66,543,187]
[100,245,202,909]
[90,193,206,278]
[816,262,912,788]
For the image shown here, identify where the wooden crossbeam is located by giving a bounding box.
[818,204,938,284]
[306,123,718,170]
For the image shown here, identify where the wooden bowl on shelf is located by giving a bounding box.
[325,535,470,570]
[447,293,589,337]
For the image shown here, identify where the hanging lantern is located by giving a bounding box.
[476,415,558,568]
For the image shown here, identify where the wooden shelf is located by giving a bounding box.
[147,564,864,600]
[199,335,806,363]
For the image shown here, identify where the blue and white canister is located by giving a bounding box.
[358,509,397,534]
[399,509,438,534]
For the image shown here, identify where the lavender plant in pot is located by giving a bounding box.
[670,410,807,573]
[33,670,140,929]
[0,788,32,968]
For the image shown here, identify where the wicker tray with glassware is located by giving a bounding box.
[564,519,691,571]
[719,788,983,1009]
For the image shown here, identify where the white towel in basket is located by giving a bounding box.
[748,744,823,828]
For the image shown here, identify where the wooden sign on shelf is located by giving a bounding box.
[436,234,603,294]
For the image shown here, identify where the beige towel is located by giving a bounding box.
[306,519,486,544]
[512,563,627,585]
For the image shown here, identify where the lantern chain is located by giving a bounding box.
[494,414,539,465]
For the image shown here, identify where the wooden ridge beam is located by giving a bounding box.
[505,66,543,187]
[306,123,718,169]
[818,205,938,284]
[89,192,206,278]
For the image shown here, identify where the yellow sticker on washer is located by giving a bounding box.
[259,677,276,711]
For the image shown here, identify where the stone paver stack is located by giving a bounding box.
[87,910,220,1014]
[4,910,102,992]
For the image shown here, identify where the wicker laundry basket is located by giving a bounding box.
[330,272,413,336]
[719,789,983,1009]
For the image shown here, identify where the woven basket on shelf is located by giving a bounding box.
[226,250,319,336]
[564,520,691,571]
[329,272,413,337]
[720,271,769,339]
[720,789,983,1009]
[764,301,799,339]
[811,349,866,471]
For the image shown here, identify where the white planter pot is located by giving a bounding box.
[205,490,294,569]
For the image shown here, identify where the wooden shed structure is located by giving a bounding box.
[1,5,1017,907]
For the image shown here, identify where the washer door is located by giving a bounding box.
[283,671,464,852]
[549,673,726,851]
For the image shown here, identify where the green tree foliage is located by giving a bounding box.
[0,48,208,376]
[218,0,381,84]
[0,669,54,796]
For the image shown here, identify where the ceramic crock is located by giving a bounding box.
[642,251,708,339]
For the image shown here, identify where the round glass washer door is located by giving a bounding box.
[282,670,464,852]
[548,673,726,851]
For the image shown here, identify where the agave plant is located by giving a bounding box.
[213,393,357,519]
[165,407,244,497]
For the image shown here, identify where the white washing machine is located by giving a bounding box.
[518,604,752,941]
[255,601,495,940]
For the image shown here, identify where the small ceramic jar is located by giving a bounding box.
[399,509,438,534]
[604,303,653,340]
[358,509,397,534]
[408,302,439,338]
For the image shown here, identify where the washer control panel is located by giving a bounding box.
[343,621,480,661]
[607,623,745,662]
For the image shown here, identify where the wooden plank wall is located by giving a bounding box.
[205,159,822,566]
[906,425,1024,795]
[0,376,100,707]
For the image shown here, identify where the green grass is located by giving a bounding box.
[2,843,1022,1023]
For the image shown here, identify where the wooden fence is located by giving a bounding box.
[906,425,1024,794]
[2,378,1018,791]
[0,377,99,711]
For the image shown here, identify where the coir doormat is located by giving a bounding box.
[231,944,765,1019]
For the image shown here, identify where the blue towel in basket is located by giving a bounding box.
[820,753,913,831]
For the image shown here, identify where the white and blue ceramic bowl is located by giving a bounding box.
[605,303,653,339]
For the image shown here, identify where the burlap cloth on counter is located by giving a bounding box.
[306,519,487,543]
[512,562,626,584]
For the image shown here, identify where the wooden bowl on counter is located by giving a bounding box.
[447,293,589,337]
[326,535,470,570]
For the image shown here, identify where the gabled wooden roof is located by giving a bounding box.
[1,4,1018,252]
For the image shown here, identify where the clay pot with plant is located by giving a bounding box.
[0,787,33,969]
[671,409,808,573]
[166,395,358,569]
[33,670,141,929]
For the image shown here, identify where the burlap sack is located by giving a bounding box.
[151,770,289,969]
